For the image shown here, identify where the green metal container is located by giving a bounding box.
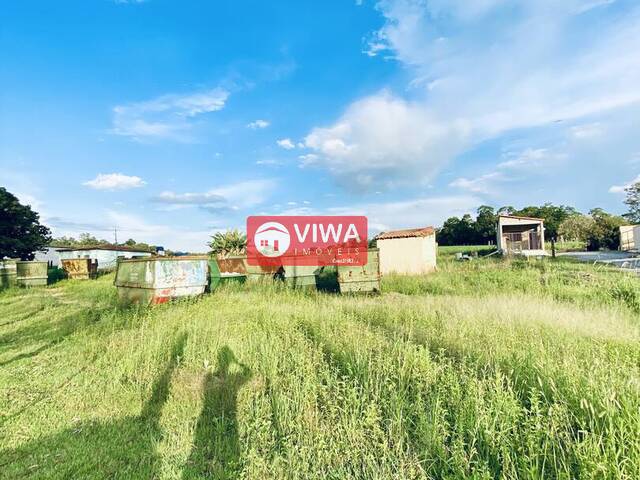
[245,259,281,282]
[283,263,320,290]
[114,256,208,305]
[16,261,48,287]
[337,249,381,293]
[206,257,246,292]
[0,259,17,289]
[207,258,221,292]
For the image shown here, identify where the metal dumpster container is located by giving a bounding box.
[16,261,48,287]
[283,263,320,290]
[216,255,282,283]
[206,257,246,291]
[246,262,282,282]
[337,249,381,293]
[215,256,248,284]
[0,259,17,289]
[114,256,208,305]
[61,258,98,280]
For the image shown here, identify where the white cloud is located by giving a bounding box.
[298,153,319,166]
[111,87,229,141]
[570,123,604,139]
[105,210,213,252]
[83,173,146,190]
[153,179,276,212]
[363,40,387,57]
[304,91,468,189]
[575,0,616,14]
[497,148,567,170]
[449,147,567,195]
[277,138,296,149]
[154,190,226,206]
[328,195,481,233]
[46,211,214,252]
[272,193,480,233]
[247,119,270,129]
[305,0,640,191]
[255,158,283,166]
[1,170,48,217]
[609,174,640,194]
[14,192,43,211]
[449,172,510,194]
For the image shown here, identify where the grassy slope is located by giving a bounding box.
[1,253,639,479]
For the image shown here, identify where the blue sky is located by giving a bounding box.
[2,0,639,251]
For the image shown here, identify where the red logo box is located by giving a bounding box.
[246,216,368,266]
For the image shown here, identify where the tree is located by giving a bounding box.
[514,203,579,240]
[436,217,461,246]
[586,208,626,251]
[208,229,247,257]
[475,205,497,244]
[623,181,640,223]
[50,236,78,247]
[457,214,478,244]
[558,215,595,242]
[497,206,516,216]
[436,214,479,246]
[78,233,106,246]
[50,234,153,252]
[0,187,52,260]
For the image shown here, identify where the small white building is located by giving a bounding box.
[497,215,547,256]
[376,226,437,275]
[55,246,153,271]
[34,247,63,268]
[620,225,640,252]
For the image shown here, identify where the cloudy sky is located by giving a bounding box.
[2,0,639,251]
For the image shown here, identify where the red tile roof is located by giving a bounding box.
[376,226,435,240]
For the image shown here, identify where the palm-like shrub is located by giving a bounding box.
[208,229,247,257]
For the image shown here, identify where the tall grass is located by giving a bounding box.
[1,257,639,479]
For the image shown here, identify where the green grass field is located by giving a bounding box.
[1,250,640,479]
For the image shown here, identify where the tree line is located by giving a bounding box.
[50,234,155,252]
[437,204,628,250]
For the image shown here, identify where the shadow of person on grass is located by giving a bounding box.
[0,333,187,479]
[182,346,252,480]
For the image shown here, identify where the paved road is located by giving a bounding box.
[559,250,640,274]
[558,251,636,262]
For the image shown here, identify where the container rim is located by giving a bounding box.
[117,255,209,263]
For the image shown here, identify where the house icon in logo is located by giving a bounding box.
[254,222,290,257]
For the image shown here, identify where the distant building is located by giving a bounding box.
[497,215,547,256]
[376,226,437,275]
[620,225,640,252]
[53,245,153,271]
[34,247,64,268]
